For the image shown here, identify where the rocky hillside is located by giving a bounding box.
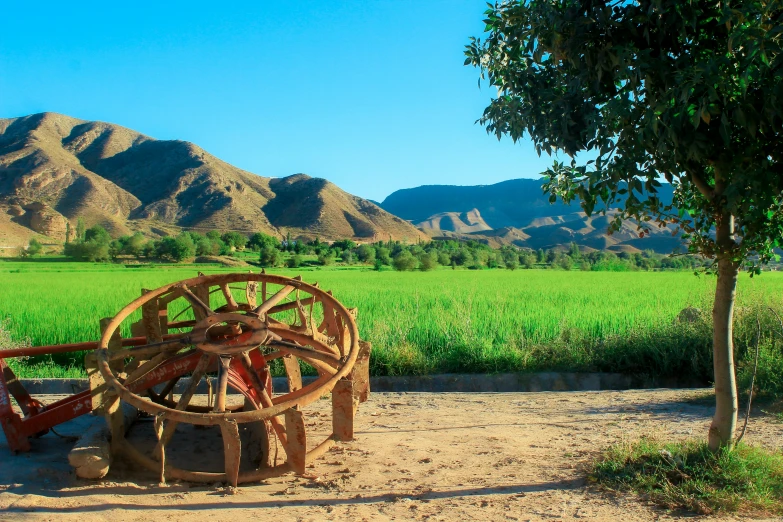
[382,179,682,254]
[0,113,425,247]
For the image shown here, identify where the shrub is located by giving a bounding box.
[418,251,439,271]
[64,240,111,262]
[26,239,42,257]
[286,254,302,268]
[393,251,418,271]
[557,256,574,271]
[318,251,335,266]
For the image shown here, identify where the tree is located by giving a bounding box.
[418,250,439,271]
[557,255,573,271]
[26,238,42,257]
[124,232,147,258]
[156,234,195,262]
[247,232,279,252]
[392,251,418,271]
[75,217,86,242]
[356,244,377,264]
[259,247,282,267]
[85,225,111,245]
[375,246,392,265]
[317,250,335,266]
[332,239,356,251]
[468,0,783,450]
[221,231,247,251]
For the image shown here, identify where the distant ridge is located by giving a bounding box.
[381,179,681,254]
[0,112,426,247]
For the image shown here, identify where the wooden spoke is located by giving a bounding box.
[220,283,239,311]
[253,285,295,316]
[166,319,197,330]
[109,336,190,362]
[124,349,185,387]
[257,350,285,363]
[147,376,181,404]
[213,356,232,413]
[269,340,340,368]
[154,353,212,457]
[178,283,215,318]
[266,296,315,316]
[239,353,267,405]
[239,354,288,447]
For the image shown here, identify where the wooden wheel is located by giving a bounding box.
[94,272,363,486]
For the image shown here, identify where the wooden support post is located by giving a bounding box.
[141,290,163,342]
[99,317,128,455]
[332,378,356,442]
[220,419,242,488]
[350,340,372,403]
[284,408,307,474]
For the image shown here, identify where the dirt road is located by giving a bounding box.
[1,389,781,521]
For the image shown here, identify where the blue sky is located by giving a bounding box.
[0,1,558,201]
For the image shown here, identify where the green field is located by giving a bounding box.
[1,260,782,392]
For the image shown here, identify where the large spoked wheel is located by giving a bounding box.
[95,272,361,486]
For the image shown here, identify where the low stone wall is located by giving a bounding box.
[19,372,707,395]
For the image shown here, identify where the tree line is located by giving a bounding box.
[58,223,704,271]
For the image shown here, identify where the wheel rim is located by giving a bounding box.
[94,272,361,484]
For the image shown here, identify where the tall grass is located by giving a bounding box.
[1,261,782,385]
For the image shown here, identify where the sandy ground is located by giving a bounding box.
[1,388,781,522]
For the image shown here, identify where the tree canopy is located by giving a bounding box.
[467,0,783,269]
[467,0,783,449]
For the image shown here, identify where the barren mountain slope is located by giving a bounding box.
[417,208,492,234]
[387,180,682,253]
[0,113,425,246]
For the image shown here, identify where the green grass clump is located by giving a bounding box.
[591,438,783,516]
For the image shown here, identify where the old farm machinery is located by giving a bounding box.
[0,272,371,487]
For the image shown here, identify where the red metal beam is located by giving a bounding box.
[0,334,183,359]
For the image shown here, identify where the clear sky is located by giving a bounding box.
[0,1,558,202]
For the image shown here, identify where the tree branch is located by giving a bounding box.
[689,171,715,200]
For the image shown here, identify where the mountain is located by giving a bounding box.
[0,113,426,247]
[417,209,492,234]
[381,180,682,253]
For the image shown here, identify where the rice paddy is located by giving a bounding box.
[1,260,782,383]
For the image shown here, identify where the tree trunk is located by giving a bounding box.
[708,215,740,451]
